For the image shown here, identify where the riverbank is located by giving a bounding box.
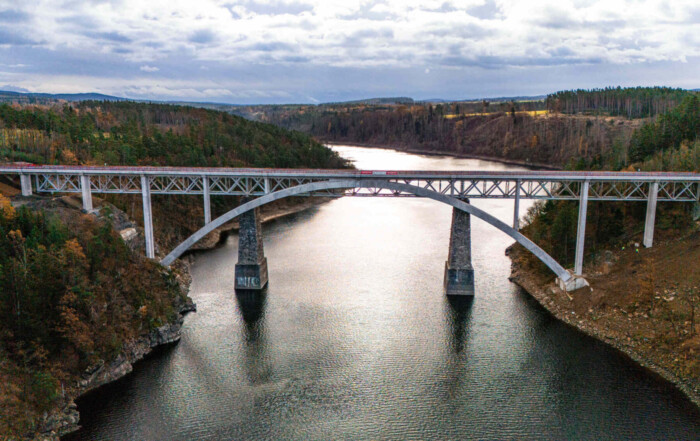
[322,141,562,170]
[507,230,700,408]
[40,196,331,440]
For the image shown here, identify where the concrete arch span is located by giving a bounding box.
[160,179,571,283]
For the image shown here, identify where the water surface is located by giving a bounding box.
[66,145,700,440]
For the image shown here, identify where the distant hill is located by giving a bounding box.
[420,95,547,103]
[321,97,415,106]
[0,90,126,104]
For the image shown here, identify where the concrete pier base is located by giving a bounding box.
[557,270,590,292]
[235,204,268,290]
[444,206,475,296]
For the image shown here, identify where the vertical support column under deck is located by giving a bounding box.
[20,174,32,196]
[141,175,155,259]
[643,182,659,248]
[80,175,93,212]
[513,179,521,230]
[574,180,590,276]
[202,176,211,225]
[235,200,268,291]
[694,183,700,221]
[444,204,475,296]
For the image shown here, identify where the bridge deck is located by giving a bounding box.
[1,165,698,201]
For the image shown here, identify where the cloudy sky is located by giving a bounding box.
[0,0,698,103]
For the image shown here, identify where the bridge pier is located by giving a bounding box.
[444,205,475,296]
[235,201,268,291]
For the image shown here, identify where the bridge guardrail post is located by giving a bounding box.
[643,182,659,248]
[574,180,590,276]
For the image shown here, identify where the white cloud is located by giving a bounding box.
[0,0,698,102]
[5,0,698,68]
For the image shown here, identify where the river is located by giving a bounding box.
[65,145,700,440]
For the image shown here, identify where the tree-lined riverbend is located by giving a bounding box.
[65,146,700,440]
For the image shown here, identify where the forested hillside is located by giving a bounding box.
[245,86,696,170]
[0,101,344,168]
[521,93,699,270]
[546,87,691,118]
[0,101,348,249]
[259,102,633,168]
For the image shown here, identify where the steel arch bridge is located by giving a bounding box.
[3,165,699,293]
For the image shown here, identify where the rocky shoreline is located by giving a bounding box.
[39,298,196,440]
[507,247,700,409]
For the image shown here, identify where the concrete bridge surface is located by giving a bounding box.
[2,165,698,294]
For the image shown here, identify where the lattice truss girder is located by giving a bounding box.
[31,174,700,201]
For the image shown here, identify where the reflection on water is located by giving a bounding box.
[65,146,700,441]
[445,295,474,354]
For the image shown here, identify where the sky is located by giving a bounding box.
[0,0,698,104]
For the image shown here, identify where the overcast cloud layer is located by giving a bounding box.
[0,0,698,103]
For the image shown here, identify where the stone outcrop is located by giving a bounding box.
[38,299,196,440]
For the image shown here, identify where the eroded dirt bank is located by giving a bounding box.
[508,228,700,407]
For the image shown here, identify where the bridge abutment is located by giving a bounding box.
[444,206,475,296]
[235,202,268,291]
